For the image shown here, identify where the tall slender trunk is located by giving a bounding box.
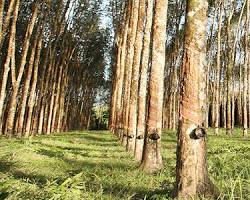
[115,1,131,138]
[243,0,249,138]
[25,35,43,136]
[51,65,63,133]
[110,35,122,132]
[214,1,222,134]
[226,9,234,135]
[0,0,4,38]
[135,0,154,162]
[0,0,15,47]
[140,0,168,173]
[172,65,177,131]
[16,34,39,136]
[5,2,38,136]
[175,0,217,197]
[110,5,128,132]
[127,0,146,152]
[56,71,66,133]
[0,0,19,135]
[121,0,139,148]
[46,63,59,134]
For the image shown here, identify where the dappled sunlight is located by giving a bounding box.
[0,130,249,199]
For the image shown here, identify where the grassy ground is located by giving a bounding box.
[0,129,249,200]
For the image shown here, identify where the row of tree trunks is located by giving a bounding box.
[111,0,218,198]
[0,0,20,135]
[0,0,105,137]
[160,0,250,137]
[110,0,168,171]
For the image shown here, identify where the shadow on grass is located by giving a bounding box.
[36,147,133,171]
[0,159,49,185]
[0,159,13,173]
[101,182,173,200]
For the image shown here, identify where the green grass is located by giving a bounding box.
[0,129,249,200]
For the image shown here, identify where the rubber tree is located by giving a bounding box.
[175,0,217,198]
[140,0,168,173]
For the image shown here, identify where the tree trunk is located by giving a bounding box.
[140,0,168,173]
[121,0,139,148]
[175,0,217,198]
[243,0,249,138]
[5,2,38,136]
[127,0,146,152]
[135,0,154,162]
[115,1,131,138]
[0,0,4,39]
[25,35,43,136]
[16,35,38,136]
[214,1,222,135]
[0,0,19,135]
[0,0,15,47]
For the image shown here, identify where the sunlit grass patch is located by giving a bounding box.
[0,129,249,199]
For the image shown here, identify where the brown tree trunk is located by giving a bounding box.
[0,0,4,38]
[214,1,222,135]
[16,34,39,136]
[0,0,15,47]
[140,0,168,173]
[135,0,154,162]
[46,63,59,134]
[115,1,131,138]
[0,0,19,135]
[127,0,146,152]
[25,35,43,136]
[121,0,139,148]
[51,65,63,133]
[56,71,67,133]
[226,9,234,135]
[243,0,249,138]
[5,2,38,136]
[175,0,217,198]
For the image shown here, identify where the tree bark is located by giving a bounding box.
[214,1,222,135]
[114,1,131,138]
[5,2,38,136]
[175,0,217,198]
[25,35,43,136]
[120,0,139,148]
[140,0,168,173]
[135,0,154,162]
[243,0,249,138]
[0,0,19,135]
[16,34,39,136]
[0,0,15,47]
[127,0,146,152]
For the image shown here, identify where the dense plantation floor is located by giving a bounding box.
[0,129,249,200]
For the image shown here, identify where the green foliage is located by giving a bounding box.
[91,105,109,130]
[0,129,249,199]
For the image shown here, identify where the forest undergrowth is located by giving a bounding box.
[0,129,249,200]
